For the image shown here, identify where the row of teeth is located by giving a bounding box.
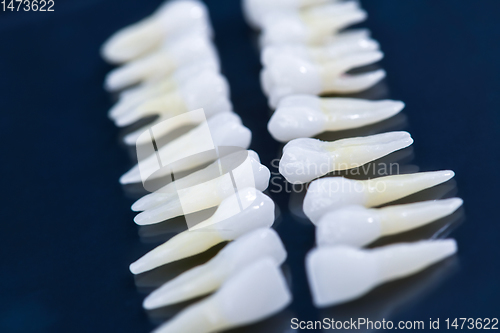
[102,1,294,332]
[245,0,462,309]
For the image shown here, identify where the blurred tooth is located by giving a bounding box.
[101,0,211,64]
[326,69,386,93]
[260,3,367,46]
[306,240,457,307]
[109,60,219,120]
[104,33,218,91]
[316,198,464,247]
[268,95,404,142]
[119,112,252,185]
[279,132,413,184]
[153,258,292,333]
[261,52,383,107]
[303,170,456,223]
[133,152,270,224]
[129,189,275,274]
[143,228,287,309]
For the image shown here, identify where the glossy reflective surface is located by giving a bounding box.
[1,1,499,332]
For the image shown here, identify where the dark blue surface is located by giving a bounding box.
[0,1,499,332]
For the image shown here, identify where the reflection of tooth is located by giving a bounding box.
[262,37,379,66]
[143,228,287,309]
[105,33,218,91]
[268,95,404,142]
[154,258,292,333]
[132,150,265,212]
[101,0,212,64]
[130,189,275,273]
[306,239,457,307]
[316,198,463,247]
[109,60,219,120]
[243,0,330,28]
[303,170,455,223]
[261,52,384,107]
[119,112,251,185]
[133,153,270,224]
[279,132,413,184]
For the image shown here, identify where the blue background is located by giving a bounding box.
[0,0,499,332]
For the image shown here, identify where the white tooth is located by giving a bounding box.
[306,239,457,307]
[104,32,218,91]
[109,60,219,120]
[268,95,404,142]
[260,4,367,46]
[279,132,413,184]
[303,170,455,223]
[101,0,212,64]
[143,228,287,309]
[262,36,380,66]
[114,70,231,131]
[133,153,270,224]
[119,112,252,185]
[153,258,291,333]
[129,189,275,274]
[327,69,386,93]
[261,53,384,108]
[132,150,263,211]
[316,198,463,247]
[243,0,332,28]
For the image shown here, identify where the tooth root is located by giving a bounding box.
[279,132,413,184]
[363,170,455,207]
[101,17,163,64]
[114,97,169,128]
[322,50,384,79]
[320,9,368,33]
[131,191,176,212]
[334,28,372,42]
[143,261,221,309]
[133,198,185,225]
[379,198,464,236]
[314,37,380,60]
[129,230,224,274]
[154,259,292,333]
[324,69,386,93]
[307,240,457,307]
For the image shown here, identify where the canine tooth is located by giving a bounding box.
[306,239,457,307]
[119,112,251,185]
[109,60,219,120]
[143,228,286,309]
[268,95,404,142]
[303,170,455,223]
[261,53,384,107]
[133,152,270,224]
[260,3,367,46]
[279,132,413,184]
[316,198,463,247]
[105,32,218,91]
[101,0,211,64]
[129,189,275,274]
[115,73,231,145]
[153,258,291,333]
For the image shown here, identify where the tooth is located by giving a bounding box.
[316,198,463,247]
[260,4,367,46]
[119,112,252,185]
[153,258,292,333]
[303,170,455,223]
[104,33,218,91]
[279,132,413,184]
[133,152,270,224]
[143,228,287,309]
[113,70,230,131]
[109,60,219,120]
[268,94,404,142]
[129,189,275,274]
[261,53,384,108]
[306,239,457,307]
[101,0,212,64]
[262,36,380,66]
